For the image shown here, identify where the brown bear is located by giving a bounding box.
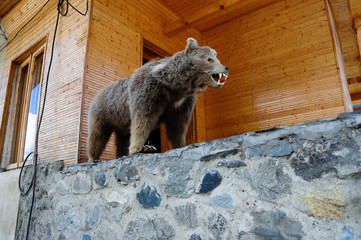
[87,38,229,162]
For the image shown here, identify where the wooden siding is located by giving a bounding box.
[0,0,88,166]
[202,0,346,141]
[78,0,201,162]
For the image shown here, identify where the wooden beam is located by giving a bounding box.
[349,0,361,19]
[349,82,361,94]
[164,0,282,36]
[0,0,19,18]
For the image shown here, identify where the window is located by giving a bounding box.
[0,41,45,169]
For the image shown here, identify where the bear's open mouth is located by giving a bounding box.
[212,73,228,85]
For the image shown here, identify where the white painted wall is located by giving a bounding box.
[0,169,21,240]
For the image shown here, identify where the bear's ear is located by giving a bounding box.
[210,48,217,57]
[185,38,198,55]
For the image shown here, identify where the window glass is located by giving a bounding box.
[23,52,43,161]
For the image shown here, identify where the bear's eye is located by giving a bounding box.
[208,58,213,62]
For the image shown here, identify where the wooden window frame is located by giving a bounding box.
[0,40,47,170]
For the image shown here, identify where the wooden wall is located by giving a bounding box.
[78,0,201,162]
[201,0,346,141]
[0,0,89,165]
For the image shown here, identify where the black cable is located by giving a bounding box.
[18,152,34,195]
[13,0,88,239]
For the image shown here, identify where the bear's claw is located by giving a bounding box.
[131,145,157,155]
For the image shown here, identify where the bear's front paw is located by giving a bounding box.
[130,145,157,155]
[88,157,100,163]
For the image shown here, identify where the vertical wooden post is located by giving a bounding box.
[355,18,361,59]
[326,0,353,112]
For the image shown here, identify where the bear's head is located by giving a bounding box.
[185,38,229,89]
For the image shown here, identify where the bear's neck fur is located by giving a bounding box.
[156,51,205,95]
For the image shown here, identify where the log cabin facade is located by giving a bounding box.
[0,0,360,167]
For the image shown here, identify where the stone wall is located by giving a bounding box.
[16,112,361,240]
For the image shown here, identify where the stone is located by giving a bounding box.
[173,203,197,227]
[107,202,127,221]
[55,205,80,233]
[13,112,361,239]
[269,143,293,157]
[290,135,361,181]
[207,213,228,240]
[136,182,161,208]
[244,210,305,240]
[338,226,354,240]
[83,204,100,230]
[58,233,67,240]
[195,169,222,194]
[245,148,266,159]
[189,233,204,240]
[211,192,233,208]
[57,181,70,195]
[113,161,140,184]
[94,172,106,188]
[72,172,91,194]
[236,158,292,200]
[164,166,193,198]
[123,217,175,240]
[199,148,239,161]
[95,227,120,240]
[81,233,92,240]
[303,185,346,219]
[217,160,246,168]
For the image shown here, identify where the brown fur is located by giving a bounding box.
[87,38,229,162]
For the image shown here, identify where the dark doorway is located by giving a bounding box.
[142,41,169,153]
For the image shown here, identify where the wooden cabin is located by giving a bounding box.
[0,0,360,168]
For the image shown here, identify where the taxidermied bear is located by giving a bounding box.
[87,38,229,162]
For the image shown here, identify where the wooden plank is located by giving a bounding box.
[201,0,346,141]
[0,0,89,166]
[164,0,282,35]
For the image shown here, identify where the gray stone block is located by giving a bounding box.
[239,210,305,240]
[217,160,246,168]
[94,172,106,188]
[269,143,293,157]
[113,161,140,184]
[165,166,193,198]
[123,217,175,240]
[199,148,239,161]
[72,172,91,194]
[211,192,233,208]
[173,203,197,227]
[136,182,162,209]
[55,205,80,233]
[195,169,222,194]
[189,233,203,240]
[207,213,228,240]
[237,159,292,200]
[83,204,100,230]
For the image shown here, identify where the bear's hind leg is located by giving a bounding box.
[115,131,129,158]
[87,125,112,162]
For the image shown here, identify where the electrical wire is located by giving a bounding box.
[12,0,88,239]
